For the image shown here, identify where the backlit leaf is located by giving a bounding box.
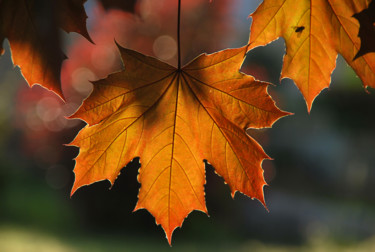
[0,0,92,98]
[249,0,375,111]
[69,44,289,244]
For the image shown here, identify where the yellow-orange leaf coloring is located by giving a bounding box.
[249,0,375,111]
[69,45,289,243]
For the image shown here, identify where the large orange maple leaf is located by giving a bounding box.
[69,44,289,243]
[249,0,375,111]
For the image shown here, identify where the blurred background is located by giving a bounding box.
[0,0,375,251]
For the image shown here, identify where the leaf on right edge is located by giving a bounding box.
[69,45,290,244]
[248,0,375,111]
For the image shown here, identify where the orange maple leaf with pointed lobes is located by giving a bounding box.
[0,0,92,98]
[69,44,289,244]
[249,0,375,111]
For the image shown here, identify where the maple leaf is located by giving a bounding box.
[0,0,92,98]
[69,44,289,243]
[248,0,375,111]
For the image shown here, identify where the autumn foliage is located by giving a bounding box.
[249,0,375,111]
[69,45,288,242]
[0,0,374,244]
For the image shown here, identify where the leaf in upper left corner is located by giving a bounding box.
[0,0,92,98]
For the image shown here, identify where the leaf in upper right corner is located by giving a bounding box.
[248,0,375,111]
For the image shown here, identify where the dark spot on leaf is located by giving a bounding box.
[294,26,305,33]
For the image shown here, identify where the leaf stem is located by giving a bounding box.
[177,0,181,70]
